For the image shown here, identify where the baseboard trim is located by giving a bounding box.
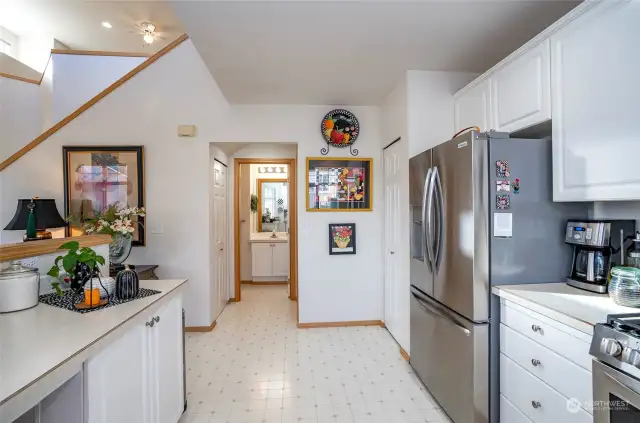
[185,320,217,332]
[400,347,409,361]
[297,320,384,329]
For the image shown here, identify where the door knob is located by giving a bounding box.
[531,401,541,409]
[154,316,160,323]
[220,248,224,251]
[390,251,395,255]
[241,219,246,223]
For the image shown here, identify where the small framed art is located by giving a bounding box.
[307,157,372,211]
[329,223,356,255]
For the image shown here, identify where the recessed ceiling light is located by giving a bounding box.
[101,21,112,29]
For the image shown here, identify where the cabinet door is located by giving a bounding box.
[251,243,273,277]
[272,243,290,277]
[454,79,491,133]
[149,296,184,423]
[491,39,551,133]
[551,0,640,201]
[84,322,150,423]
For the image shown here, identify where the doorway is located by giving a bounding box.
[233,158,298,303]
[212,159,228,322]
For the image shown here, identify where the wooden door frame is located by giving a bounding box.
[256,178,289,233]
[233,158,298,302]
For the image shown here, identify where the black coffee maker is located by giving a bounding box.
[565,219,636,293]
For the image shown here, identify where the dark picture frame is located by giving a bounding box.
[307,157,372,211]
[62,146,145,246]
[328,223,356,255]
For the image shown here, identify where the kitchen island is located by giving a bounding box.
[0,279,187,423]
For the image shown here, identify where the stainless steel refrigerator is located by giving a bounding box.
[409,131,587,423]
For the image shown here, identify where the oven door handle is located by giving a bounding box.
[604,372,640,403]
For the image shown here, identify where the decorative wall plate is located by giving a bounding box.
[321,109,360,156]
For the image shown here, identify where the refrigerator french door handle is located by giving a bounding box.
[433,167,444,273]
[422,168,433,270]
[425,169,437,269]
[411,291,471,336]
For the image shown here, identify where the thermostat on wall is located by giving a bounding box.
[178,125,196,137]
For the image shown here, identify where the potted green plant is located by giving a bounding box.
[47,241,105,295]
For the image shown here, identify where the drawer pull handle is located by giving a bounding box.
[531,359,541,367]
[531,401,541,409]
[146,320,155,328]
[154,316,160,323]
[531,325,542,333]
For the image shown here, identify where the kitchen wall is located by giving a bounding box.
[51,54,145,122]
[591,201,640,230]
[406,70,478,157]
[1,40,231,327]
[215,107,384,324]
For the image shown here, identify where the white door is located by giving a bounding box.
[551,0,640,201]
[84,321,150,423]
[384,140,409,351]
[213,161,228,317]
[251,243,273,277]
[272,243,290,278]
[491,38,551,133]
[239,164,252,281]
[454,79,491,133]
[150,297,184,423]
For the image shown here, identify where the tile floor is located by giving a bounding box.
[180,285,452,423]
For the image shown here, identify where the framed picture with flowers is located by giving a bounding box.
[62,146,145,246]
[329,223,356,255]
[306,157,372,211]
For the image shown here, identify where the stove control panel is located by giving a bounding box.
[622,348,640,367]
[601,338,623,356]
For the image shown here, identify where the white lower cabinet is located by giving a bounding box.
[84,295,183,423]
[500,300,593,423]
[500,394,533,423]
[501,354,591,423]
[251,242,289,281]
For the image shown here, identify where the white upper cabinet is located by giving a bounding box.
[454,79,491,133]
[551,0,640,201]
[491,39,551,133]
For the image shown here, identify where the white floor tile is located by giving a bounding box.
[183,285,442,423]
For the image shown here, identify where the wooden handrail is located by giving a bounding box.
[0,33,189,172]
[0,235,112,262]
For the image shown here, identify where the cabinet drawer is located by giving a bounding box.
[500,354,591,423]
[501,394,533,423]
[500,324,592,414]
[501,302,591,370]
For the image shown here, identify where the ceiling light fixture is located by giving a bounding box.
[143,33,154,44]
[101,21,112,29]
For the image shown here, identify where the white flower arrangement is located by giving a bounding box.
[69,203,145,238]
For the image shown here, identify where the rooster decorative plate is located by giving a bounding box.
[321,109,360,154]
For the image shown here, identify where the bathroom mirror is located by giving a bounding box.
[257,179,288,233]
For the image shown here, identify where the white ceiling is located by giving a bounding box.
[172,0,579,105]
[0,0,184,53]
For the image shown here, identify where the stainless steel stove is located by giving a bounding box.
[591,314,640,422]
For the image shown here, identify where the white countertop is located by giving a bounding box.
[0,279,187,407]
[249,233,288,243]
[493,283,640,335]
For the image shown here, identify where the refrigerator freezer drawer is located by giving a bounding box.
[409,289,489,423]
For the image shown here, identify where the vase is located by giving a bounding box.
[336,239,349,249]
[109,234,133,265]
[115,266,140,300]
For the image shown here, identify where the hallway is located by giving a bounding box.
[180,285,451,423]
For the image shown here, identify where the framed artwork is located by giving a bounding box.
[62,146,145,245]
[329,223,356,255]
[306,157,372,211]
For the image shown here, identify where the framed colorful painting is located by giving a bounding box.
[306,157,372,211]
[62,146,145,245]
[329,223,356,255]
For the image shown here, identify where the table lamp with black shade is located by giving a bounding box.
[4,198,67,241]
